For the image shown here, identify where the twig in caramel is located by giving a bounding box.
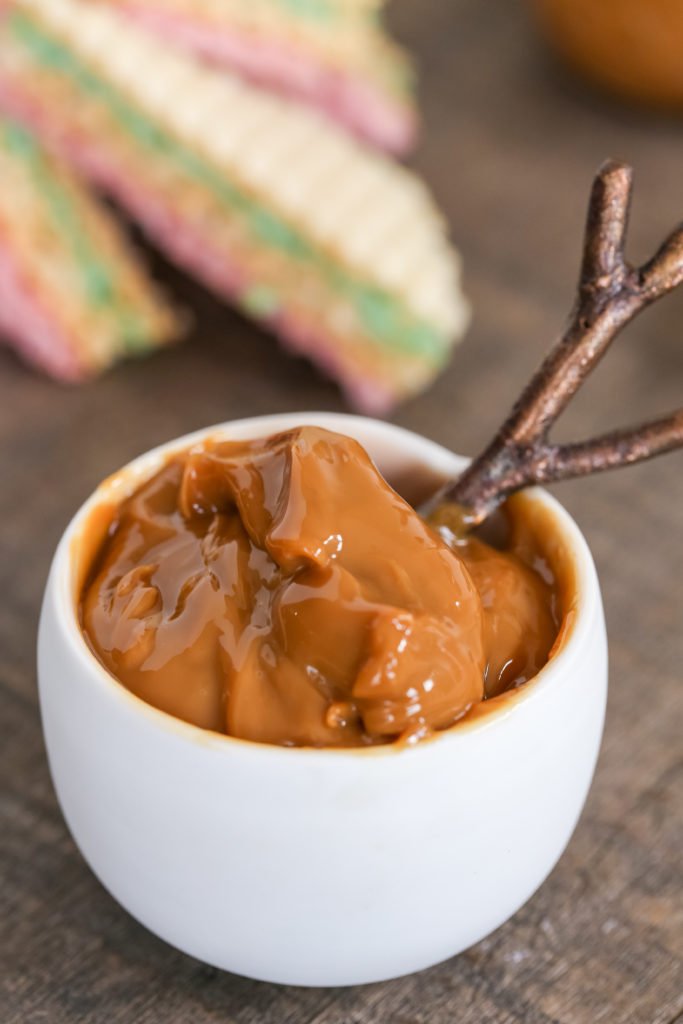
[439,160,683,529]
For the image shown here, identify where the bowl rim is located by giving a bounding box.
[46,411,601,759]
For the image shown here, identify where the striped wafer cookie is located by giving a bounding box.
[98,0,416,153]
[0,0,469,410]
[0,115,182,380]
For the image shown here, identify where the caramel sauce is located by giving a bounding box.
[79,427,563,747]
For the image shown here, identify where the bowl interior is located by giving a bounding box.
[57,412,595,749]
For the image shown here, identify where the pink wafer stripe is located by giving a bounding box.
[0,85,396,411]
[120,4,416,154]
[0,237,85,379]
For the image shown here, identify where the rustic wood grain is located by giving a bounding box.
[1,2,682,1021]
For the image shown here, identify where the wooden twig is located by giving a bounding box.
[439,160,683,528]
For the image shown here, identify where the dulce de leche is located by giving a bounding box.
[80,427,559,747]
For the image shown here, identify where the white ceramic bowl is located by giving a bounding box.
[38,413,608,987]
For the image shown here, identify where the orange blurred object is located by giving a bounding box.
[532,0,683,110]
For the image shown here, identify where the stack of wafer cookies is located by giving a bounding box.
[0,0,469,410]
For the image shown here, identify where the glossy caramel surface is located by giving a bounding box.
[81,427,559,746]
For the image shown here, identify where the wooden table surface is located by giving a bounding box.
[1,2,682,1021]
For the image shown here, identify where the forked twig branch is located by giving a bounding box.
[440,160,683,528]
